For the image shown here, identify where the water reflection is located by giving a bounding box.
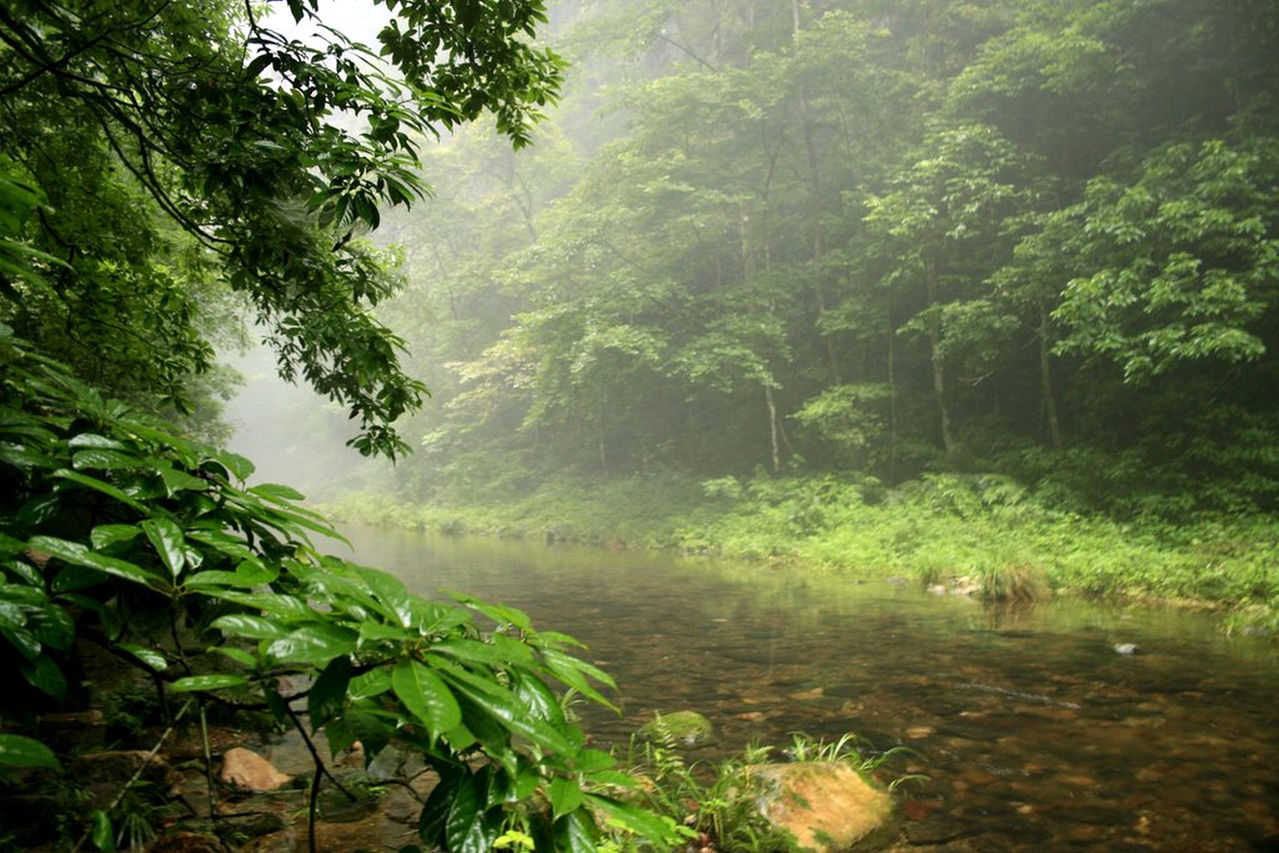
[338,525,1279,851]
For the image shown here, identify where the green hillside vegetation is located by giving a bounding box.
[320,0,1279,629]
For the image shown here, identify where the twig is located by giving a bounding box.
[70,698,194,852]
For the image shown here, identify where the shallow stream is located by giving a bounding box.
[341,525,1279,851]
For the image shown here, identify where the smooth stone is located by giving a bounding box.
[220,747,291,792]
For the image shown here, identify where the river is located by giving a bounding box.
[340,525,1279,851]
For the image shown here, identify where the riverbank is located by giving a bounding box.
[321,471,1279,636]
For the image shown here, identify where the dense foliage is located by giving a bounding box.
[0,0,562,457]
[0,1,697,849]
[377,0,1279,519]
[0,317,675,850]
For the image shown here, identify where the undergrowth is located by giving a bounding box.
[322,471,1279,633]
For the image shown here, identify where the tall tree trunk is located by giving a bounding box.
[765,384,780,473]
[1039,301,1062,449]
[887,306,898,483]
[925,257,956,453]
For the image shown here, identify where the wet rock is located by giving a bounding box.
[749,762,894,852]
[220,747,291,792]
[214,813,286,844]
[637,710,713,746]
[144,831,229,852]
[902,813,980,846]
[1113,643,1140,655]
[904,725,935,739]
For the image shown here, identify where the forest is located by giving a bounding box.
[367,0,1279,522]
[1,0,1278,850]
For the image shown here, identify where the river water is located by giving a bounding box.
[340,525,1279,851]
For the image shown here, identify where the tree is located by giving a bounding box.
[0,0,564,456]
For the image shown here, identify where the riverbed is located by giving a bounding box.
[340,525,1279,851]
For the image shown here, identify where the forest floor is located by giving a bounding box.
[322,471,1279,637]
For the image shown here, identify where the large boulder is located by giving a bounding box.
[749,762,894,852]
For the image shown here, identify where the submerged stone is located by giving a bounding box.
[749,761,894,852]
[637,710,714,746]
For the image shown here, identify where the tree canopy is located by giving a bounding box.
[377,0,1279,517]
[0,0,563,456]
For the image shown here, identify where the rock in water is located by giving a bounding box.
[219,747,291,792]
[637,710,713,746]
[749,762,894,852]
[1113,643,1140,655]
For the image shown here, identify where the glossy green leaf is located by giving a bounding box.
[555,809,597,853]
[89,524,141,551]
[158,464,207,495]
[266,624,357,664]
[51,469,148,512]
[140,518,187,578]
[308,655,351,731]
[433,658,574,754]
[209,614,290,640]
[0,733,61,769]
[392,658,461,738]
[68,433,125,450]
[170,673,250,692]
[213,591,314,620]
[118,642,167,671]
[27,535,166,590]
[71,448,141,470]
[445,770,498,853]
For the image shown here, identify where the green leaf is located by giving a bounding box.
[140,518,187,579]
[90,524,141,551]
[0,733,61,769]
[309,655,352,731]
[539,648,617,711]
[27,536,166,590]
[554,809,598,853]
[433,658,575,755]
[170,673,250,693]
[583,794,672,845]
[419,765,460,846]
[211,646,257,667]
[212,591,314,620]
[392,658,461,738]
[215,450,254,481]
[446,770,498,853]
[118,642,167,671]
[89,808,115,852]
[249,482,306,502]
[266,624,358,665]
[158,464,207,495]
[22,656,66,701]
[349,667,392,700]
[71,448,143,470]
[548,776,583,820]
[51,469,149,512]
[68,433,125,450]
[209,613,290,640]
